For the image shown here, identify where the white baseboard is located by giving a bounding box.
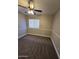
[18,34,26,39]
[27,33,50,38]
[50,36,60,59]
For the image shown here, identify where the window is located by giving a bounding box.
[29,19,40,29]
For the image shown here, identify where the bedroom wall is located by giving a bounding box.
[18,12,27,38]
[51,10,60,56]
[26,15,53,37]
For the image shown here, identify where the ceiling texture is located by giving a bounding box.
[18,0,60,15]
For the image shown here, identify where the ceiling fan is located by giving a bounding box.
[18,0,42,15]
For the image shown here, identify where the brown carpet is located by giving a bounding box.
[18,34,58,59]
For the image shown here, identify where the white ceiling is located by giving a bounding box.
[18,0,60,15]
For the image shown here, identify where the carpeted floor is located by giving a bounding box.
[18,34,58,59]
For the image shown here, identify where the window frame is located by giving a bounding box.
[28,19,40,29]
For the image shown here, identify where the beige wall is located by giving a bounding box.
[51,10,60,56]
[18,12,27,38]
[26,15,53,37]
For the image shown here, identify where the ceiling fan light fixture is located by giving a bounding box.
[28,10,34,15]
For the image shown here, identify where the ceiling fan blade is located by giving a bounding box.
[18,5,27,9]
[34,9,42,12]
